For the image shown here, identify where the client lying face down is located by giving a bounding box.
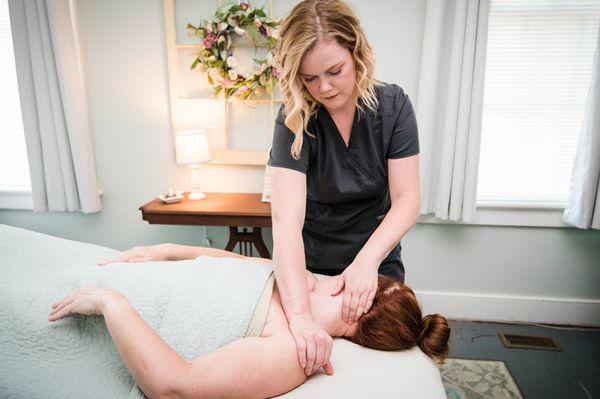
[309,272,450,363]
[48,248,450,399]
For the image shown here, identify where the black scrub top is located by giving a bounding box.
[267,83,419,282]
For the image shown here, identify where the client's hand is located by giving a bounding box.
[98,243,173,266]
[289,313,334,376]
[331,256,379,323]
[48,286,122,322]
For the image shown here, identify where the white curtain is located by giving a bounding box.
[8,0,101,213]
[416,0,491,222]
[563,27,600,230]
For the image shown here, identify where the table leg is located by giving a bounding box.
[225,227,271,259]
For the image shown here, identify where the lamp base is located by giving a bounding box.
[188,191,206,200]
[187,164,206,200]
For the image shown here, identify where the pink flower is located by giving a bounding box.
[203,32,218,48]
[221,79,234,89]
[267,27,279,40]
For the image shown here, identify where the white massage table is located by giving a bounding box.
[281,340,446,398]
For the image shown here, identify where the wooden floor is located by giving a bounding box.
[448,320,600,398]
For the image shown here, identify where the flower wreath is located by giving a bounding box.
[187,2,280,100]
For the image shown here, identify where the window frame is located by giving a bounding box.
[0,186,33,210]
[418,202,570,228]
[454,0,599,229]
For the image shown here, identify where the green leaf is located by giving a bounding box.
[254,8,266,18]
[216,3,234,16]
[246,24,259,40]
[191,58,200,70]
[195,28,206,38]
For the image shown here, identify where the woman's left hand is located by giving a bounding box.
[48,286,120,322]
[331,257,379,323]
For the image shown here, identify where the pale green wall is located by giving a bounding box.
[1,0,598,301]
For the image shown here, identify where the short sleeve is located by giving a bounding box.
[267,106,311,174]
[386,86,420,159]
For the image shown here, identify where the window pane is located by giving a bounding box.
[0,0,30,189]
[477,0,600,204]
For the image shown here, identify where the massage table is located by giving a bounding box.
[0,224,446,398]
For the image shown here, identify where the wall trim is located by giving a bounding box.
[415,290,600,327]
[418,206,572,228]
[0,187,33,210]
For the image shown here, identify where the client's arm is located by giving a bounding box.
[99,243,250,265]
[48,288,306,399]
[99,246,318,296]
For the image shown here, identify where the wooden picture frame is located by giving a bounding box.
[162,0,282,166]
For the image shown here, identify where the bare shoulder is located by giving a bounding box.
[179,335,306,399]
[179,287,305,399]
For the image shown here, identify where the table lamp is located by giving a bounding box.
[175,129,212,200]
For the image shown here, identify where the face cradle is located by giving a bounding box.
[299,38,357,113]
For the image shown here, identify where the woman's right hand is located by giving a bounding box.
[98,243,174,266]
[288,313,334,376]
[48,286,123,321]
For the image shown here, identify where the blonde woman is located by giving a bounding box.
[268,0,421,377]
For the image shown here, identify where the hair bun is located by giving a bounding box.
[418,314,451,364]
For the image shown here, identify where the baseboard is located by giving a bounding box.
[415,290,600,327]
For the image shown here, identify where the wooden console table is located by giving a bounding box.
[139,193,272,258]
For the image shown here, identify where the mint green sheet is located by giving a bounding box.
[0,224,273,398]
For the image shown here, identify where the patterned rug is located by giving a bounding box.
[440,358,524,399]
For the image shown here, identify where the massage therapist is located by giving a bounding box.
[269,0,421,378]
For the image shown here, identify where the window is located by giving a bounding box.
[0,0,30,192]
[477,0,600,207]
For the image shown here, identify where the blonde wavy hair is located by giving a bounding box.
[277,0,380,160]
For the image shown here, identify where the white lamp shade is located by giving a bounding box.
[175,129,212,164]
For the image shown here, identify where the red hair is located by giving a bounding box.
[348,275,450,364]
